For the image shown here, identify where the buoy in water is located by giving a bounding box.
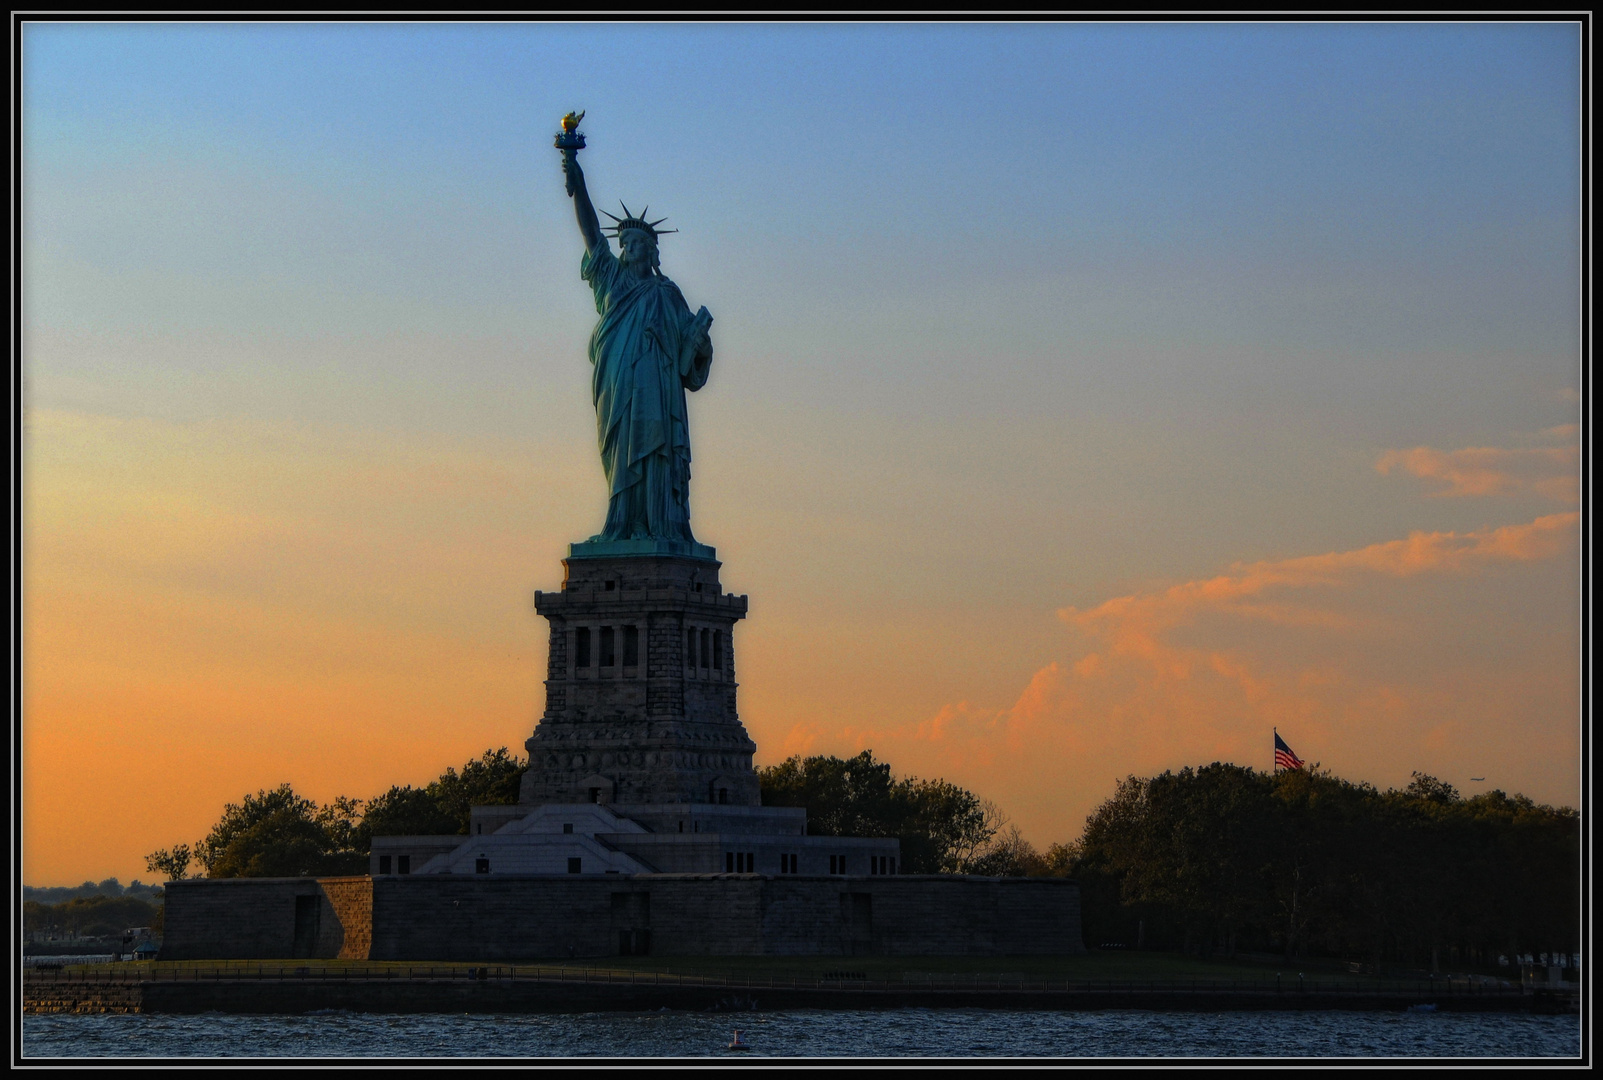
[727,1030,750,1051]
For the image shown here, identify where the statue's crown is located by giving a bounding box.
[601,203,677,242]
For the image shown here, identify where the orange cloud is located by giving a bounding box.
[838,513,1579,847]
[1376,443,1578,502]
[1071,512,1579,640]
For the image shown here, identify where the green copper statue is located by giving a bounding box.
[557,113,714,550]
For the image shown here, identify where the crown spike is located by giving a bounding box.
[595,203,677,240]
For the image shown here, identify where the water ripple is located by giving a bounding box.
[23,1008,1579,1059]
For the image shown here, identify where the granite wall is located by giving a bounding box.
[160,874,1083,961]
[160,877,372,961]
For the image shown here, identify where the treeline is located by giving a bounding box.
[25,894,162,939]
[758,753,1579,968]
[148,748,1014,880]
[1066,764,1579,969]
[146,750,525,880]
[24,878,164,905]
[145,747,1580,970]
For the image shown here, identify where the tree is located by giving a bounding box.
[426,748,527,834]
[965,822,1049,877]
[907,783,998,874]
[1065,761,1578,966]
[359,786,460,844]
[149,749,532,883]
[144,845,192,881]
[758,751,999,874]
[195,784,366,878]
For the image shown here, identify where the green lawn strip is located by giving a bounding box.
[566,953,1402,988]
[50,954,1431,989]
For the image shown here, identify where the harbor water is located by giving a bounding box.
[23,1007,1579,1059]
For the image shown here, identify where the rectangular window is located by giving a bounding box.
[700,629,711,668]
[747,852,755,873]
[378,855,392,875]
[475,858,490,874]
[623,625,639,667]
[686,628,697,669]
[713,630,724,671]
[398,855,411,875]
[568,857,582,874]
[726,851,735,873]
[600,626,616,667]
[889,857,895,875]
[576,627,591,668]
[562,823,573,834]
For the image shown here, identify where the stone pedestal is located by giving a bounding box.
[520,544,760,807]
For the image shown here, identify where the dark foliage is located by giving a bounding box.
[358,785,461,844]
[25,894,161,938]
[423,748,527,834]
[24,879,163,905]
[150,750,530,879]
[758,750,997,873]
[1066,763,1580,968]
[193,784,367,878]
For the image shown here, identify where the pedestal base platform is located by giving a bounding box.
[569,538,717,561]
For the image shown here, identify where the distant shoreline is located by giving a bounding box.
[23,944,128,957]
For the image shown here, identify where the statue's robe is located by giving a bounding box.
[581,241,712,542]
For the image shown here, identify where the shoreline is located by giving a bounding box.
[24,969,1575,1016]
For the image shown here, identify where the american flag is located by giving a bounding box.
[1274,731,1305,772]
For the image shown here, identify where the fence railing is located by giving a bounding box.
[21,964,1535,998]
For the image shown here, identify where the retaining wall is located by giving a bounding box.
[161,874,1084,961]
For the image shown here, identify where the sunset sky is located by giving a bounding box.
[22,22,1581,886]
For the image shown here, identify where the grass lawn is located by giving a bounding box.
[49,952,1447,989]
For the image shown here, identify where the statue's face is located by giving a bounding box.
[618,229,658,275]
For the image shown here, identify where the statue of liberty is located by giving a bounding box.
[556,113,714,550]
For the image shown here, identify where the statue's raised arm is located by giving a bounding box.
[557,111,602,254]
